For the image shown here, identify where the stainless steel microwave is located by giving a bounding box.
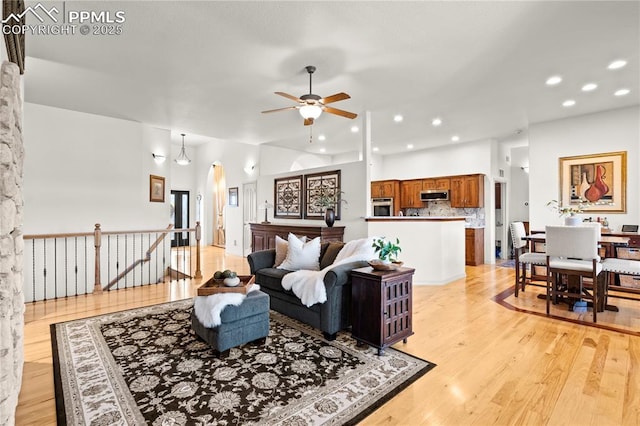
[420,190,449,201]
[372,198,393,216]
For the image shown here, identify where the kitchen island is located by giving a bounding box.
[366,216,466,285]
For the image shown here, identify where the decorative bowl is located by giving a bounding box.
[223,277,241,287]
[368,259,404,271]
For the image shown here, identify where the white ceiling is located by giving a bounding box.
[24,1,639,155]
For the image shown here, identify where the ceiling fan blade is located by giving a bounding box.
[304,117,314,126]
[262,106,298,114]
[320,92,350,104]
[275,92,302,102]
[323,106,358,119]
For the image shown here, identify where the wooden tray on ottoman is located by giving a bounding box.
[197,275,255,296]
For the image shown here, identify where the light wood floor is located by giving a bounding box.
[16,247,640,425]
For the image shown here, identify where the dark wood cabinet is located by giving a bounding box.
[465,228,484,266]
[249,223,345,252]
[351,266,415,355]
[451,174,484,208]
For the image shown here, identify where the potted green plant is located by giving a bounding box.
[315,190,347,227]
[370,237,402,270]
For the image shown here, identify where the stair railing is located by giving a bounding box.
[23,222,202,303]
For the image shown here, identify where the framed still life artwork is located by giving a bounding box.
[559,151,627,213]
[149,175,165,203]
[274,175,303,218]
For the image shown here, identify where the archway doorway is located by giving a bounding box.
[212,162,226,247]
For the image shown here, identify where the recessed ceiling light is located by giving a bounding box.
[614,88,630,96]
[545,75,563,86]
[319,148,326,153]
[407,144,414,149]
[350,126,359,133]
[608,59,627,70]
[451,135,460,142]
[582,83,598,92]
[318,134,326,141]
[431,118,442,126]
[562,99,576,107]
[372,147,379,152]
[393,114,403,123]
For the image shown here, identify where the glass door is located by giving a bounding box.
[171,190,190,247]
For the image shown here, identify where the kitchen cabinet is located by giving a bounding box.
[422,179,436,190]
[249,223,344,252]
[400,179,424,208]
[422,178,450,191]
[435,178,451,190]
[371,180,400,214]
[451,174,484,208]
[371,180,399,199]
[465,228,484,266]
[351,266,415,355]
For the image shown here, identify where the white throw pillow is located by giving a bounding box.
[274,234,307,267]
[277,235,321,271]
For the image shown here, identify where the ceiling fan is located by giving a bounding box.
[262,65,357,126]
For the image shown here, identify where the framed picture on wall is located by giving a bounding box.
[149,175,165,203]
[304,170,342,219]
[559,151,627,213]
[228,187,239,206]
[274,175,303,218]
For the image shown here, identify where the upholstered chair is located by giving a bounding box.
[545,225,602,322]
[510,222,546,296]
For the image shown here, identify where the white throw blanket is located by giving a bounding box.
[193,284,260,328]
[281,237,377,307]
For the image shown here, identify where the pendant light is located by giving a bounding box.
[175,133,191,166]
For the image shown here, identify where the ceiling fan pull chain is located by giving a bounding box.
[309,126,313,143]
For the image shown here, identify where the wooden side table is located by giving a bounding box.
[351,266,415,355]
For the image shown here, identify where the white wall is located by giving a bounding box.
[259,145,331,175]
[529,106,639,231]
[23,103,172,233]
[379,139,493,180]
[509,146,530,223]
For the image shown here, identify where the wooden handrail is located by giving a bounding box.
[147,224,174,255]
[104,224,175,291]
[24,227,195,239]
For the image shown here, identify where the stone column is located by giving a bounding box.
[0,61,25,425]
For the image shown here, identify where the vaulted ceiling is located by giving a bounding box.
[24,1,639,155]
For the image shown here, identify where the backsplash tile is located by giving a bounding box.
[405,201,485,227]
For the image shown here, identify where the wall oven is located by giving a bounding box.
[372,198,393,217]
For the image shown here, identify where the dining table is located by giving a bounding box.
[520,232,631,312]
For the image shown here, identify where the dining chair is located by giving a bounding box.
[545,225,603,322]
[602,247,640,304]
[509,222,546,296]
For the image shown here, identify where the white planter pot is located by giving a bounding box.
[565,216,582,226]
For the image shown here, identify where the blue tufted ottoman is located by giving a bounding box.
[191,290,270,357]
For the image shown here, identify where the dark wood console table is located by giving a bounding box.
[249,223,345,252]
[351,266,415,355]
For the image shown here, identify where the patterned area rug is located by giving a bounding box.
[51,300,435,425]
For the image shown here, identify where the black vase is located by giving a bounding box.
[324,208,335,227]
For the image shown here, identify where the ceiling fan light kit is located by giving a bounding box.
[262,65,357,127]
